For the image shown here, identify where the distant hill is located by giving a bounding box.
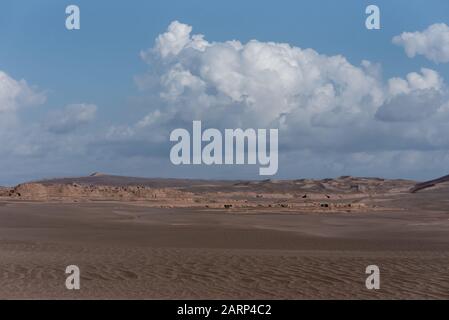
[28,173,415,194]
[410,174,449,193]
[0,173,421,212]
[33,173,233,189]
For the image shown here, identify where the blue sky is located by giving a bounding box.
[1,0,449,184]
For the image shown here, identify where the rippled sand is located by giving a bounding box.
[1,202,449,299]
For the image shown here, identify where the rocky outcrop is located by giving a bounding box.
[0,174,419,212]
[6,182,194,202]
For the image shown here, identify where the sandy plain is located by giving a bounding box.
[0,174,449,299]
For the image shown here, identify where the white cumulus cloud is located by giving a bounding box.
[393,23,449,63]
[0,71,46,113]
[131,22,449,150]
[137,21,385,134]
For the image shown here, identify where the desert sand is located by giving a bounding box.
[0,174,449,299]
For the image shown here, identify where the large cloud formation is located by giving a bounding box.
[393,23,449,63]
[138,21,385,131]
[126,21,449,165]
